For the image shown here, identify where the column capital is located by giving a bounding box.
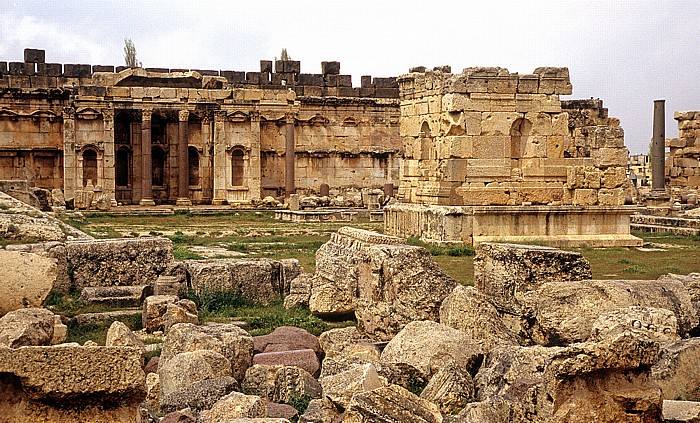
[62,107,75,119]
[214,110,227,121]
[178,109,190,122]
[250,110,261,122]
[101,108,114,121]
[141,108,153,121]
[285,112,296,124]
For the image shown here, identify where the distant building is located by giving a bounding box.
[628,154,650,187]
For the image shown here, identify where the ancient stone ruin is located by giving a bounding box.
[384,66,641,247]
[667,111,700,196]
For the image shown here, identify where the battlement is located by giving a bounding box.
[0,48,399,99]
[397,65,572,100]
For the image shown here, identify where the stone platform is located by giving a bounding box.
[384,203,642,247]
[274,209,384,222]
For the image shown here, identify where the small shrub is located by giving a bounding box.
[227,243,249,252]
[288,393,314,416]
[173,246,204,260]
[623,265,645,274]
[168,233,189,244]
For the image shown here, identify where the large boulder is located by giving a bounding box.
[653,338,700,401]
[241,364,322,405]
[318,326,370,359]
[343,384,444,423]
[439,285,520,350]
[380,321,483,377]
[298,398,341,423]
[474,243,592,315]
[419,363,475,415]
[105,320,145,352]
[158,349,232,398]
[143,295,178,333]
[320,363,387,410]
[0,250,58,315]
[65,237,174,288]
[519,278,698,345]
[159,323,254,382]
[253,326,321,356]
[160,376,239,414]
[162,299,199,332]
[0,345,145,422]
[253,349,320,377]
[0,308,55,347]
[310,227,456,341]
[186,258,292,305]
[283,272,313,309]
[198,392,267,422]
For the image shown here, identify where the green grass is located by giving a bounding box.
[65,313,142,345]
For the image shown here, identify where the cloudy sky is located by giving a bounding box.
[1,0,698,154]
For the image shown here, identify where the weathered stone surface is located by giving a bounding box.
[320,363,387,409]
[0,191,71,242]
[186,258,292,305]
[318,326,370,359]
[163,299,199,332]
[105,320,145,352]
[520,278,698,345]
[591,306,680,343]
[455,396,527,423]
[160,375,238,414]
[253,349,320,376]
[159,322,254,382]
[154,275,185,296]
[473,242,591,315]
[253,326,321,355]
[439,285,520,350]
[660,273,700,318]
[343,384,444,423]
[310,227,456,341]
[0,345,145,422]
[653,338,700,401]
[160,409,197,423]
[298,398,341,423]
[319,356,428,395]
[0,250,57,315]
[662,400,700,423]
[50,314,67,345]
[66,237,174,288]
[0,307,55,347]
[380,321,482,377]
[266,402,298,421]
[419,363,474,415]
[144,356,159,374]
[145,372,160,412]
[198,392,267,422]
[79,285,152,308]
[242,364,285,400]
[74,309,142,325]
[283,273,312,309]
[271,366,323,404]
[143,294,178,333]
[158,349,232,398]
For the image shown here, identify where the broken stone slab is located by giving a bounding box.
[659,273,700,318]
[0,249,58,315]
[454,396,527,423]
[253,348,320,377]
[318,356,428,395]
[283,272,312,309]
[65,237,174,289]
[160,409,197,423]
[5,241,71,294]
[419,363,475,415]
[198,392,267,422]
[439,285,521,351]
[318,326,371,359]
[154,275,185,296]
[74,309,142,325]
[653,338,700,401]
[158,349,233,398]
[320,363,387,410]
[519,278,698,345]
[591,306,680,343]
[253,326,321,356]
[242,364,285,401]
[265,402,298,421]
[298,398,341,423]
[380,320,483,377]
[474,242,592,315]
[0,345,145,421]
[143,294,178,333]
[106,320,146,354]
[79,285,153,308]
[343,384,444,423]
[186,258,293,305]
[160,375,239,414]
[50,314,67,345]
[0,307,55,347]
[159,322,254,382]
[663,400,700,423]
[163,299,199,332]
[271,366,323,404]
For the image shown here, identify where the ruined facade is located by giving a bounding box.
[385,66,640,247]
[0,49,401,205]
[667,111,700,194]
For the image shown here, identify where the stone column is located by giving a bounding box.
[200,114,214,202]
[62,107,77,200]
[249,111,262,200]
[284,114,295,197]
[102,108,117,206]
[176,109,192,206]
[139,108,155,206]
[212,111,227,204]
[652,99,666,193]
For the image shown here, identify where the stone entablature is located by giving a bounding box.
[667,111,700,192]
[0,49,402,205]
[396,67,629,207]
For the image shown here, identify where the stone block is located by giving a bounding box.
[80,285,152,308]
[253,349,320,376]
[344,384,444,423]
[321,363,387,409]
[361,75,372,88]
[420,363,474,414]
[198,392,266,422]
[160,376,238,414]
[275,60,300,74]
[322,61,340,75]
[253,326,321,355]
[63,64,92,77]
[143,295,178,333]
[573,188,598,205]
[92,65,114,73]
[662,400,700,423]
[24,48,45,63]
[297,73,323,86]
[653,338,700,401]
[35,63,60,76]
[0,250,58,315]
[159,349,232,398]
[337,74,352,87]
[9,61,34,76]
[517,74,539,94]
[246,72,261,84]
[193,69,218,76]
[163,300,199,332]
[221,70,246,83]
[260,60,272,74]
[373,77,399,88]
[0,308,55,347]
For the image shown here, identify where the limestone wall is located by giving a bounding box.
[667,111,700,193]
[396,67,629,206]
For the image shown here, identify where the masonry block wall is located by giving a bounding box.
[667,111,700,192]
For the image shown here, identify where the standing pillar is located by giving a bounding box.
[176,109,192,206]
[200,114,214,202]
[212,111,227,204]
[652,99,666,193]
[62,107,77,200]
[284,114,295,198]
[139,108,155,206]
[102,108,117,206]
[249,111,262,201]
